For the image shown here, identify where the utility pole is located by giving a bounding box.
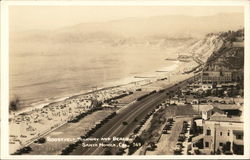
[214,124,219,154]
[201,71,203,84]
[197,92,200,115]
[92,86,98,101]
[198,96,200,115]
[193,72,195,82]
[169,72,171,83]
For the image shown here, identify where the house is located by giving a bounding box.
[202,84,213,91]
[235,36,244,42]
[232,42,244,48]
[213,104,242,116]
[199,105,224,120]
[199,105,213,120]
[202,71,232,83]
[190,103,243,155]
[191,99,199,105]
[202,114,243,155]
[169,97,186,105]
[232,69,244,82]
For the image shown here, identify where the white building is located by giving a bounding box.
[202,114,243,155]
[202,84,213,91]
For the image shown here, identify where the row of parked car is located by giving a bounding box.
[174,121,189,155]
[136,90,157,101]
[162,118,174,134]
[133,108,157,135]
[12,146,32,155]
[13,136,48,155]
[127,106,164,155]
[68,107,103,123]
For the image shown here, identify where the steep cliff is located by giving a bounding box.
[177,29,244,75]
[204,29,244,72]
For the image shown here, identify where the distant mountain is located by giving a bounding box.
[11,13,243,46]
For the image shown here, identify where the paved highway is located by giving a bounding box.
[70,75,197,155]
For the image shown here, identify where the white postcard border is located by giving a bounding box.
[1,0,250,159]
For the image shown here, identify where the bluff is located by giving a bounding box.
[201,29,244,85]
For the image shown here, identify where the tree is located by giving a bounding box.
[116,148,125,155]
[104,148,112,155]
[222,141,231,153]
[233,143,244,155]
[216,148,221,155]
[190,120,198,135]
[166,92,172,104]
[239,89,244,97]
[9,95,20,111]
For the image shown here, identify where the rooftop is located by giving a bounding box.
[232,42,244,48]
[209,114,243,122]
[192,134,204,142]
[213,104,242,110]
[199,104,214,112]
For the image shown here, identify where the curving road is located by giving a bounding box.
[70,75,196,155]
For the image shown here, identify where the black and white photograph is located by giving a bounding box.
[1,0,249,159]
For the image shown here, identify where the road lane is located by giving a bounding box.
[71,75,196,155]
[82,94,160,154]
[91,93,166,154]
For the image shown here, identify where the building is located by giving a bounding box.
[201,84,213,91]
[202,114,243,155]
[201,71,232,83]
[201,105,214,120]
[190,104,243,155]
[232,35,244,48]
[199,105,224,120]
[213,104,242,116]
[232,42,244,48]
[232,69,244,82]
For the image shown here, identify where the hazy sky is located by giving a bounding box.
[9,6,243,32]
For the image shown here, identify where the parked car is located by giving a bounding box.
[162,129,168,134]
[178,136,185,142]
[122,121,128,125]
[146,142,157,151]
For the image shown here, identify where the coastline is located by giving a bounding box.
[10,61,180,116]
[9,58,195,154]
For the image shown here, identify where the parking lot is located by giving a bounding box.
[146,116,192,155]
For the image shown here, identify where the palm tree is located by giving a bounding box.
[166,92,170,104]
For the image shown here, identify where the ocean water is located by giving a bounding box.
[10,42,177,109]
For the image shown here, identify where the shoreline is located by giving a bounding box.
[10,61,180,117]
[10,79,145,116]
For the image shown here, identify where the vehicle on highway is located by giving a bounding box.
[34,137,46,144]
[167,118,174,123]
[178,135,185,142]
[103,148,112,155]
[133,118,138,122]
[174,144,182,155]
[146,142,157,151]
[162,128,168,134]
[122,121,128,125]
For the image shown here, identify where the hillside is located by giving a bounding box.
[11,13,243,47]
[179,34,224,62]
[173,29,244,76]
[204,29,244,71]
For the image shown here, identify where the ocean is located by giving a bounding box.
[9,42,178,109]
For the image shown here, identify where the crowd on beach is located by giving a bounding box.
[9,97,93,153]
[8,78,156,154]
